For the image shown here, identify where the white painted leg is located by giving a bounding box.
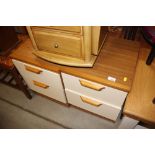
[118,116,139,129]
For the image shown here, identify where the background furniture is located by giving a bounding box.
[120,37,155,128]
[0,56,32,99]
[142,26,155,65]
[122,26,139,40]
[0,27,20,56]
[0,27,32,99]
[27,26,108,67]
[14,26,27,34]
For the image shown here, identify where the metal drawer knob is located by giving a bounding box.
[54,43,59,48]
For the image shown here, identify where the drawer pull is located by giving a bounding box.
[54,43,59,48]
[80,96,102,107]
[25,65,42,74]
[79,80,105,91]
[33,80,49,89]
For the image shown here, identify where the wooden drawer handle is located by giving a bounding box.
[25,65,42,74]
[80,96,102,107]
[79,80,105,91]
[33,80,49,89]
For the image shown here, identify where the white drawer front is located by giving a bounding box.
[62,73,127,108]
[65,89,121,121]
[13,60,67,103]
[13,60,58,85]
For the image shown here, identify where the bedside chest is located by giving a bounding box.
[26,26,108,67]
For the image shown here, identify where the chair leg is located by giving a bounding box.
[146,46,155,65]
[11,67,32,99]
[124,27,130,39]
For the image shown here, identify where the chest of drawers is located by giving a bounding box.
[11,32,140,123]
[13,58,127,121]
[26,26,108,67]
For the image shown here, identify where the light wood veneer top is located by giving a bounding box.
[10,34,140,92]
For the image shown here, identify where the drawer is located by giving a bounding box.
[61,73,127,108]
[32,29,82,58]
[23,79,67,103]
[65,89,121,121]
[13,60,67,103]
[34,26,82,33]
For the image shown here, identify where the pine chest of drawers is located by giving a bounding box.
[26,26,108,67]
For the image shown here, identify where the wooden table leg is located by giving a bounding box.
[11,67,32,99]
[146,46,155,65]
[123,26,139,40]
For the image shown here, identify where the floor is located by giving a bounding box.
[0,83,119,128]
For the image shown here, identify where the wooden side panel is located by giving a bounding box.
[26,26,38,50]
[91,26,100,55]
[83,26,91,62]
[123,42,155,124]
[92,26,108,55]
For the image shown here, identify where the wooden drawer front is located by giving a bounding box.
[65,89,121,121]
[13,60,67,103]
[62,73,127,108]
[33,29,82,58]
[36,26,82,33]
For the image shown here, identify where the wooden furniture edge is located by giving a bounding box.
[26,26,38,50]
[123,112,155,126]
[122,41,155,126]
[11,57,130,92]
[61,69,130,92]
[83,26,91,62]
[33,50,97,67]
